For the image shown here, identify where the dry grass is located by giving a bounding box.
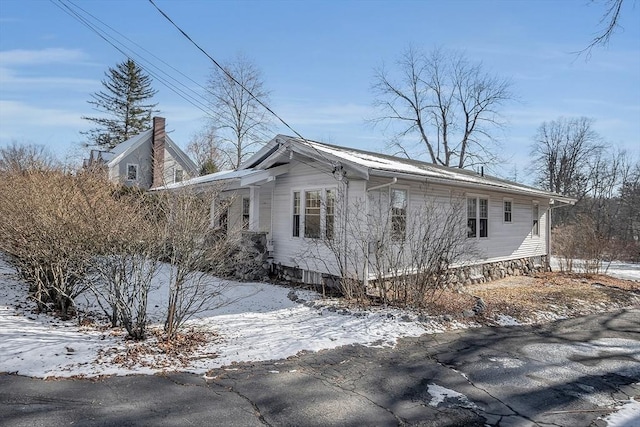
[422,273,640,324]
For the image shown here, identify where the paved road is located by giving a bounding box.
[1,309,639,427]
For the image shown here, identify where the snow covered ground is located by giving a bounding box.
[1,257,638,425]
[0,258,431,379]
[550,257,640,281]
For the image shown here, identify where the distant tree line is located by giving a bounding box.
[530,116,639,265]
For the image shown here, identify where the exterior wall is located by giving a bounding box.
[110,140,153,188]
[214,166,553,286]
[270,161,346,280]
[164,145,196,185]
[476,194,548,262]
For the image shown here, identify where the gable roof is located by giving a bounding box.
[243,135,577,205]
[103,129,198,175]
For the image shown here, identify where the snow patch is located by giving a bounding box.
[495,314,521,326]
[603,396,640,427]
[426,383,478,409]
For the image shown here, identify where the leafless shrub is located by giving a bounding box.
[305,185,477,309]
[552,215,609,273]
[154,186,240,340]
[0,169,119,317]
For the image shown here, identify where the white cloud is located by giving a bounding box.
[0,100,87,130]
[0,67,97,90]
[0,47,86,65]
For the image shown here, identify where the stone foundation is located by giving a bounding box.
[273,255,549,292]
[449,255,549,287]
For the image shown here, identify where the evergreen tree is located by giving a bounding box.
[82,59,158,150]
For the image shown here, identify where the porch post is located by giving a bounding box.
[249,185,260,231]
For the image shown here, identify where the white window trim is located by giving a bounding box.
[291,187,338,240]
[467,194,490,240]
[503,198,513,224]
[126,163,139,181]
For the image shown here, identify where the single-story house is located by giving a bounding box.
[162,134,576,286]
[84,117,198,189]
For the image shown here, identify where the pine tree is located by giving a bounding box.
[82,59,158,150]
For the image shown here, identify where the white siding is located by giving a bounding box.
[111,142,153,188]
[270,161,347,277]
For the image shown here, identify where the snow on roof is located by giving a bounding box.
[153,168,258,190]
[282,136,574,202]
[105,130,153,167]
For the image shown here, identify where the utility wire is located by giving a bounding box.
[52,0,337,174]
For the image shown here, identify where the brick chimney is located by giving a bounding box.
[152,117,166,188]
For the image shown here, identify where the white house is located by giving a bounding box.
[165,135,576,285]
[84,117,198,189]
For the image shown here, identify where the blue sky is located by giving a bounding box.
[0,0,638,181]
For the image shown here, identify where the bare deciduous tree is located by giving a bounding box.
[530,117,604,199]
[371,47,513,169]
[0,141,57,172]
[187,128,224,175]
[580,0,628,56]
[206,54,272,169]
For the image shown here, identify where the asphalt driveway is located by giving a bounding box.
[1,309,638,426]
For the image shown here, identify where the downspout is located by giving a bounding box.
[546,201,573,271]
[364,177,397,289]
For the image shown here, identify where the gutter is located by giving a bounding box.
[366,177,397,192]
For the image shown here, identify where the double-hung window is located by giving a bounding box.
[504,200,512,223]
[468,196,488,238]
[292,189,336,240]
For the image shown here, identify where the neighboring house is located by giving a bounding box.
[163,135,576,285]
[84,117,198,189]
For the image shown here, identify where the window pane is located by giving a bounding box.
[175,169,183,183]
[305,191,321,238]
[479,198,488,219]
[467,218,476,238]
[467,198,476,219]
[467,198,477,238]
[480,218,488,238]
[532,204,539,236]
[292,192,300,237]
